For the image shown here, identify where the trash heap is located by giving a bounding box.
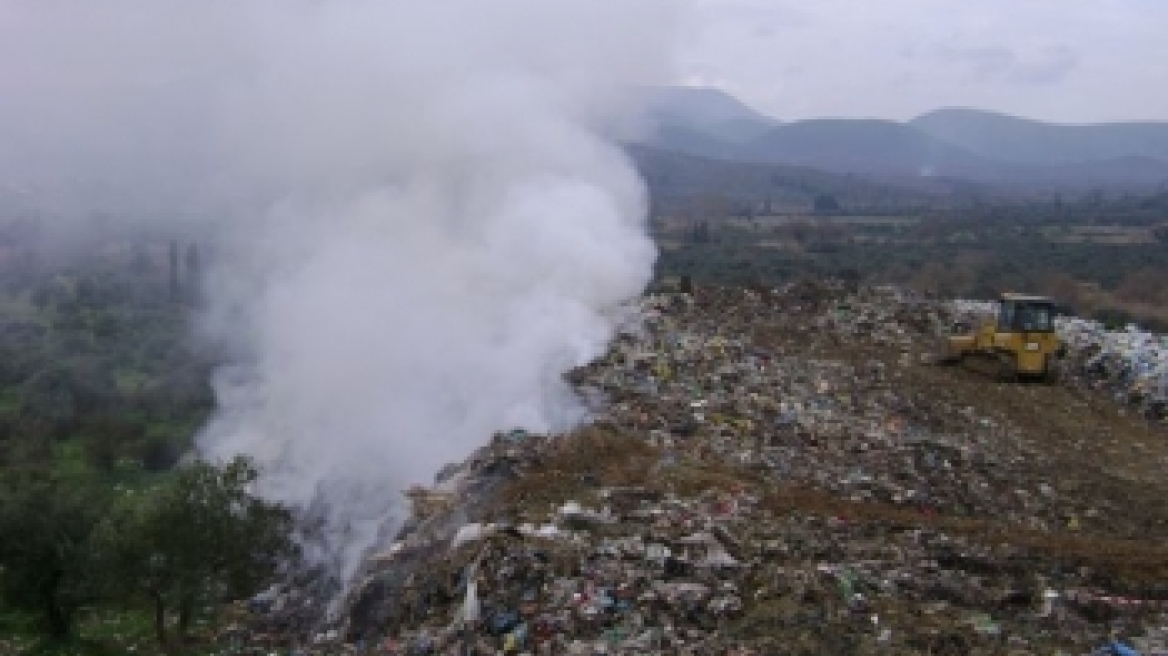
[1058,319,1168,421]
[231,283,1168,656]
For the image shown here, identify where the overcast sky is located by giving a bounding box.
[678,0,1168,123]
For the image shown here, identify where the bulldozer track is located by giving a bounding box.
[959,350,1017,382]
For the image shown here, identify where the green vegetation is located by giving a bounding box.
[0,475,106,640]
[93,458,294,648]
[654,189,1168,329]
[0,458,293,654]
[0,234,212,477]
[0,231,295,654]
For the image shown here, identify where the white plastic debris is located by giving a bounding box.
[451,522,495,550]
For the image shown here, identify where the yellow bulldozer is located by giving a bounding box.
[939,293,1066,381]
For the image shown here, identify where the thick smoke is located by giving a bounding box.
[2,1,678,583]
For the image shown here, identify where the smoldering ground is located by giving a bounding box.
[1,0,681,586]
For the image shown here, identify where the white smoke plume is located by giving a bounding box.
[1,1,679,584]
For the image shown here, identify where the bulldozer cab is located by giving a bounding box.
[997,294,1055,333]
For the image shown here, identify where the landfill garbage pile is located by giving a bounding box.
[1057,319,1168,422]
[227,282,1168,656]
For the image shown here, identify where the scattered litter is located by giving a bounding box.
[236,282,1168,655]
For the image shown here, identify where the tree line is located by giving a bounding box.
[0,235,297,650]
[0,457,294,648]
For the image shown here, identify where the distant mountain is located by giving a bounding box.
[626,144,950,211]
[740,119,992,179]
[642,122,739,161]
[640,87,777,150]
[911,108,1168,166]
[633,89,1168,190]
[739,119,1168,187]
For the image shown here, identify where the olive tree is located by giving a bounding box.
[95,457,295,646]
[0,475,107,639]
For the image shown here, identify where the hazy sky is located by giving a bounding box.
[679,0,1168,123]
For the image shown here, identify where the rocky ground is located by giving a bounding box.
[231,282,1168,655]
